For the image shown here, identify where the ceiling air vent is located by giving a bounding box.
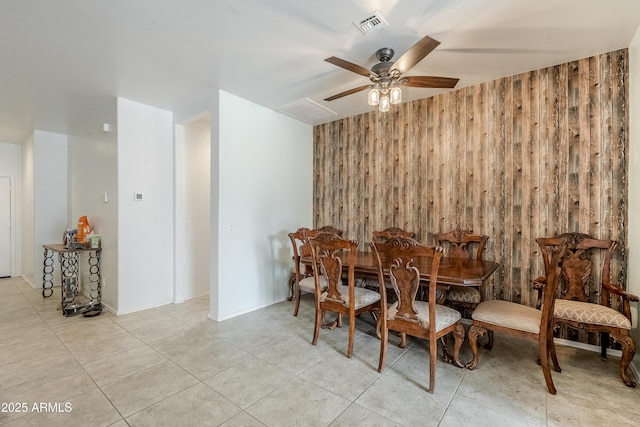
[277,98,337,125]
[353,11,388,35]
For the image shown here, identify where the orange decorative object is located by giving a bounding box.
[76,216,92,245]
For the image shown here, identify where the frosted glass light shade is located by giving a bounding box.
[379,95,390,112]
[368,87,380,106]
[390,86,402,104]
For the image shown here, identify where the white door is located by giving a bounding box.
[0,177,10,277]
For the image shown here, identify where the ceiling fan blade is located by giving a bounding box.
[402,76,459,88]
[390,35,441,75]
[325,56,377,78]
[324,84,372,101]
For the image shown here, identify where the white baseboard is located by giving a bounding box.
[20,274,36,289]
[554,337,621,358]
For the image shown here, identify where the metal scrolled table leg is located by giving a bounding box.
[42,247,55,298]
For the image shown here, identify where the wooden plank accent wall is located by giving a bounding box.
[313,49,629,311]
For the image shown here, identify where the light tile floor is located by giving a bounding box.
[1,276,640,426]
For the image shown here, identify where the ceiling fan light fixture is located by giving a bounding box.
[368,87,380,106]
[390,85,402,104]
[379,95,390,112]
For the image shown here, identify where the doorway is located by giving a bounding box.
[174,114,211,302]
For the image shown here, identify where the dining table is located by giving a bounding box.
[300,250,500,368]
[301,250,499,301]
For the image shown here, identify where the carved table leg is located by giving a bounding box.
[466,324,487,369]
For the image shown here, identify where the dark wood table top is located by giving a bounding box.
[303,250,499,287]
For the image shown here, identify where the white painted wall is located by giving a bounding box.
[211,91,312,320]
[21,131,68,289]
[21,134,35,286]
[116,98,174,314]
[0,142,22,277]
[175,115,211,302]
[68,112,118,311]
[627,27,640,375]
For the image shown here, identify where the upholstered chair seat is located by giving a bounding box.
[472,300,541,334]
[355,276,392,289]
[320,285,380,309]
[447,285,481,304]
[299,275,330,293]
[554,299,631,329]
[388,300,461,332]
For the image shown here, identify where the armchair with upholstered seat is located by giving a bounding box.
[467,238,567,394]
[434,228,489,317]
[535,232,638,387]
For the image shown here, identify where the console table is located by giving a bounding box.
[42,244,102,316]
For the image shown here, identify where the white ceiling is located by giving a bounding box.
[1,0,640,144]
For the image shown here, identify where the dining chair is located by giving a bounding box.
[288,226,344,315]
[535,233,638,387]
[467,238,567,394]
[288,227,321,316]
[371,236,464,393]
[433,228,489,317]
[355,227,419,292]
[308,233,380,358]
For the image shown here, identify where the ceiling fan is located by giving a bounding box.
[323,35,459,111]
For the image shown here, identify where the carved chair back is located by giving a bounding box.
[535,237,570,322]
[289,226,342,259]
[433,228,488,260]
[316,225,344,237]
[371,236,442,334]
[309,233,356,304]
[372,227,416,242]
[538,232,616,305]
[288,227,320,267]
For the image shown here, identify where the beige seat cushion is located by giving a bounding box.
[320,285,380,309]
[387,301,461,332]
[555,299,631,329]
[355,276,392,289]
[447,285,481,304]
[298,275,330,293]
[472,300,541,334]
